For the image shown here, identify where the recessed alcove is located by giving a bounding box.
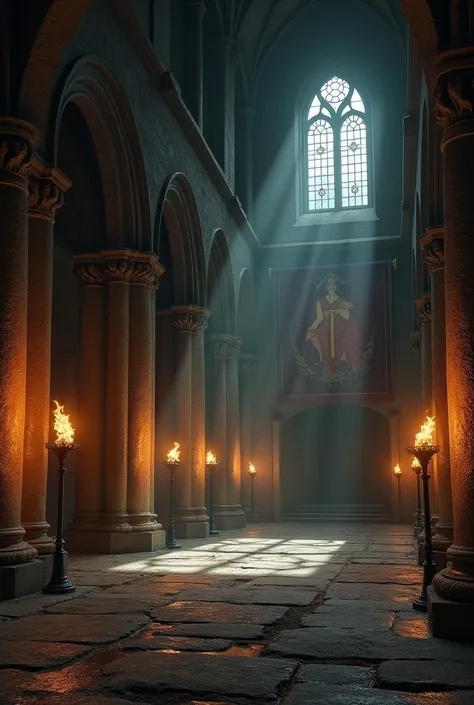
[280,404,391,520]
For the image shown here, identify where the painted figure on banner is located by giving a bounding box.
[306,274,361,373]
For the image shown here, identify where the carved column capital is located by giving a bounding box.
[411,331,421,355]
[27,158,71,222]
[419,226,445,275]
[209,334,241,359]
[416,293,432,327]
[433,56,474,146]
[171,305,210,335]
[74,249,165,292]
[0,118,38,191]
[238,353,258,375]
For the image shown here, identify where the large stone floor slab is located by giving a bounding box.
[0,640,92,669]
[327,582,418,602]
[269,627,474,661]
[337,565,422,585]
[301,606,394,629]
[176,586,316,606]
[296,664,373,686]
[102,651,297,700]
[0,613,149,644]
[378,660,474,690]
[0,587,97,617]
[281,683,474,705]
[0,669,38,705]
[157,622,265,640]
[45,593,170,614]
[122,635,233,651]
[324,598,415,612]
[25,697,150,705]
[152,600,288,624]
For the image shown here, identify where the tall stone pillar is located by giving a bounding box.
[209,334,246,529]
[171,306,210,538]
[239,353,257,514]
[208,335,228,517]
[69,250,165,553]
[0,117,43,597]
[416,293,433,415]
[240,106,255,219]
[420,227,453,560]
[21,163,70,557]
[429,58,474,637]
[185,0,205,129]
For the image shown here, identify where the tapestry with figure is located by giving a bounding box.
[274,261,392,404]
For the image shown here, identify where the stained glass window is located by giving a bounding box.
[305,76,369,211]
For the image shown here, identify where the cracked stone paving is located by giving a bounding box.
[1,523,474,705]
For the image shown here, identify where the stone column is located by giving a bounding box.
[185,0,205,129]
[429,58,474,637]
[240,106,255,219]
[420,227,454,561]
[209,334,245,529]
[128,257,164,539]
[172,306,210,538]
[0,117,43,598]
[239,353,257,514]
[69,250,166,553]
[21,163,70,558]
[208,335,228,518]
[415,293,433,415]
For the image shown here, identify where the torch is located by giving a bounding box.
[394,464,402,523]
[407,416,439,611]
[205,451,219,536]
[411,457,423,538]
[165,442,181,550]
[249,462,257,513]
[44,401,79,594]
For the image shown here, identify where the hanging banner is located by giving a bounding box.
[274,261,393,404]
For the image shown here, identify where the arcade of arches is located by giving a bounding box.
[1,0,474,647]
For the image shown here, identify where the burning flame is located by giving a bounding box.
[394,464,402,476]
[52,400,75,445]
[249,462,256,475]
[414,416,436,447]
[411,457,421,469]
[167,442,181,463]
[206,451,217,465]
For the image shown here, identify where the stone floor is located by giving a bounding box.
[1,523,474,705]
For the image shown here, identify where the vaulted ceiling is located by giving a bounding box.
[205,0,407,99]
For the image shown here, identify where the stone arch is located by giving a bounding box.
[236,268,255,353]
[207,229,236,335]
[51,56,151,251]
[155,173,206,307]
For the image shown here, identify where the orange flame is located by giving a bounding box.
[206,451,217,465]
[394,464,402,476]
[414,416,436,446]
[167,442,181,463]
[52,400,75,444]
[411,457,421,469]
[249,462,256,475]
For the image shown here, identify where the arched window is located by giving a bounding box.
[306,76,369,212]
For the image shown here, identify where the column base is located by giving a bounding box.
[175,509,209,539]
[428,586,474,640]
[432,550,448,572]
[0,559,44,600]
[22,522,55,555]
[214,506,247,530]
[245,510,260,523]
[65,527,166,554]
[38,553,55,586]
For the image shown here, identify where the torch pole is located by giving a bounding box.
[397,473,402,523]
[250,474,255,513]
[207,464,219,536]
[415,471,423,535]
[407,446,438,612]
[166,463,181,550]
[43,445,77,594]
